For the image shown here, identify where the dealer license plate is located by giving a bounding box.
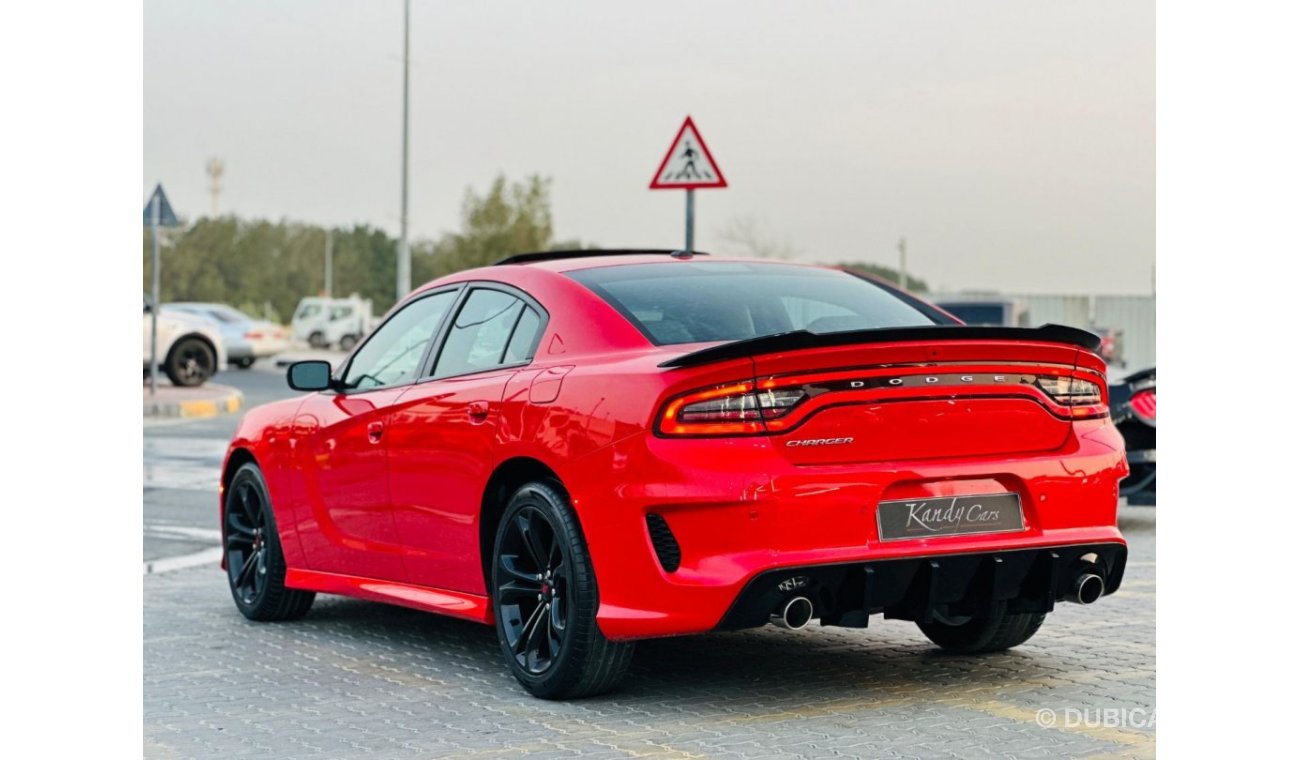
[876,493,1025,542]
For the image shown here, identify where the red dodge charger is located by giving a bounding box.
[221,250,1127,699]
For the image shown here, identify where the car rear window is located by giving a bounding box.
[567,262,945,345]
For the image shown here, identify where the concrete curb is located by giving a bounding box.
[143,383,244,419]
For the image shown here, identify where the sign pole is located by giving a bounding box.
[684,189,695,253]
[649,117,727,252]
[149,195,161,395]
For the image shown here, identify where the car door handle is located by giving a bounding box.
[367,421,384,442]
[467,400,490,423]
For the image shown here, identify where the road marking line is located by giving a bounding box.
[145,524,222,541]
[144,547,223,575]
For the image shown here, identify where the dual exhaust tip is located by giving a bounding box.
[1068,572,1105,605]
[770,571,1103,629]
[771,596,815,630]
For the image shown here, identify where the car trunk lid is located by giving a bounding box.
[660,326,1102,465]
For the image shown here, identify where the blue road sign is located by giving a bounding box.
[144,184,180,227]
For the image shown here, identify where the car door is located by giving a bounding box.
[386,285,548,593]
[293,288,460,580]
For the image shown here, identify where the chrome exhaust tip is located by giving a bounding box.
[1068,573,1105,605]
[771,596,814,630]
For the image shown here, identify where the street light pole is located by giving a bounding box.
[396,0,412,300]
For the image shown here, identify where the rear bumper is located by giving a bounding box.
[716,542,1126,630]
[564,418,1128,641]
[1121,449,1156,505]
[225,343,255,361]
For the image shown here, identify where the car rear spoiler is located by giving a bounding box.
[658,324,1102,369]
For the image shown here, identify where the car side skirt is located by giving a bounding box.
[284,568,494,625]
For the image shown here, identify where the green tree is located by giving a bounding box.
[145,174,575,324]
[415,174,560,282]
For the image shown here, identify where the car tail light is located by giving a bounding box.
[1130,388,1156,424]
[660,371,1107,436]
[245,330,264,339]
[1034,375,1107,418]
[658,382,805,436]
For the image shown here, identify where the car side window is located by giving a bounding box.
[342,291,456,391]
[503,306,543,364]
[432,289,528,379]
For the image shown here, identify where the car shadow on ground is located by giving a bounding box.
[283,594,1089,708]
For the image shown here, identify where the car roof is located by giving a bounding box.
[492,250,832,274]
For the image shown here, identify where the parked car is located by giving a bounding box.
[931,296,1031,328]
[143,297,226,387]
[290,295,375,350]
[1109,366,1155,505]
[223,250,1127,699]
[165,302,290,369]
[1092,326,1126,368]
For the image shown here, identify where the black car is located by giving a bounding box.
[1109,367,1156,505]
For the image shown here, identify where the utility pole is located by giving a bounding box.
[898,236,908,291]
[324,229,334,298]
[206,157,224,216]
[396,0,412,300]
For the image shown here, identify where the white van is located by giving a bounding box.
[291,295,376,350]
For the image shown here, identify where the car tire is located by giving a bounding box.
[164,337,216,387]
[224,463,315,622]
[338,334,358,351]
[491,480,634,699]
[233,357,256,369]
[308,331,326,349]
[916,603,1046,653]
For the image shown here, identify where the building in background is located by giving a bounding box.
[931,292,1156,371]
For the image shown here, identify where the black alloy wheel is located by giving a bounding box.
[226,476,270,606]
[492,481,633,699]
[165,337,216,387]
[497,505,570,675]
[224,463,314,621]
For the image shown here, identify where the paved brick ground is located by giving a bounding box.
[144,507,1154,759]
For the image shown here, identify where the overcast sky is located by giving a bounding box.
[144,1,1153,294]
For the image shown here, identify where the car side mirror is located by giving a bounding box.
[287,360,335,391]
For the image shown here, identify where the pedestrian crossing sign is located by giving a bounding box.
[649,116,728,190]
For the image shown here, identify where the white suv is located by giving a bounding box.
[143,298,227,387]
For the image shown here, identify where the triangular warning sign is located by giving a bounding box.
[649,116,727,190]
[143,183,180,227]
